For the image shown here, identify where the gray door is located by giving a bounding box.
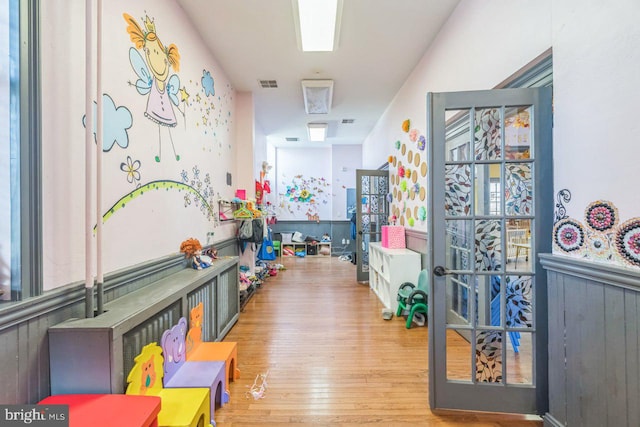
[355,169,389,283]
[428,87,553,414]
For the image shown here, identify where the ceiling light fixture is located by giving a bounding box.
[307,123,328,142]
[294,0,342,52]
[301,79,333,114]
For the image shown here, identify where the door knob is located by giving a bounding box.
[433,265,451,277]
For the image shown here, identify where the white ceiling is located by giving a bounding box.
[176,0,460,147]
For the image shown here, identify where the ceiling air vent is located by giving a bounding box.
[285,137,299,142]
[259,80,278,88]
[341,119,355,124]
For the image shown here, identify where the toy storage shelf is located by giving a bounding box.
[281,242,332,257]
[368,242,421,312]
[281,242,308,257]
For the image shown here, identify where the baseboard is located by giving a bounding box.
[543,413,565,427]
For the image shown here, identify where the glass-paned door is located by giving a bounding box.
[428,88,553,414]
[355,169,389,282]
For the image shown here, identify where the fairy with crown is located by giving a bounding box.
[123,13,183,162]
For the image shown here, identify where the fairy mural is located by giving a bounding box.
[124,13,183,162]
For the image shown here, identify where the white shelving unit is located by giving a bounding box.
[368,242,421,313]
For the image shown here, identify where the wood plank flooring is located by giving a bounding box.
[215,255,542,426]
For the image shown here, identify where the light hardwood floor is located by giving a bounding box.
[214,255,542,426]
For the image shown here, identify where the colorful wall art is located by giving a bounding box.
[278,175,331,220]
[388,118,428,228]
[553,197,640,269]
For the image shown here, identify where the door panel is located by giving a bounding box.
[355,169,389,282]
[428,87,553,414]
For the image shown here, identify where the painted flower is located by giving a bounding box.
[120,156,141,184]
[405,168,411,178]
[628,233,640,254]
[395,140,401,149]
[553,219,584,253]
[417,135,426,151]
[615,218,640,267]
[409,129,419,142]
[398,166,405,177]
[299,189,312,202]
[585,200,618,232]
[402,119,411,133]
[388,155,394,163]
[386,193,393,203]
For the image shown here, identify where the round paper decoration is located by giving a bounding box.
[412,171,418,183]
[406,208,412,219]
[414,206,419,218]
[392,156,397,167]
[402,119,410,133]
[421,162,428,177]
[401,143,407,155]
[397,191,403,202]
[408,151,413,163]
[400,217,405,226]
[585,200,618,232]
[418,206,427,221]
[419,187,426,201]
[615,218,640,267]
[393,188,398,198]
[553,218,585,253]
[410,190,416,201]
[414,153,421,167]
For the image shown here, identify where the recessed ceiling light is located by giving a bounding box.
[307,123,328,142]
[341,119,355,124]
[294,0,342,52]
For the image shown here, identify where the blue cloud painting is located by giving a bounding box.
[201,69,215,97]
[82,93,133,151]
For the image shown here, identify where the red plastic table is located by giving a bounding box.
[39,394,161,427]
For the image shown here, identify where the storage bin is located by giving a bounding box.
[381,225,406,249]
